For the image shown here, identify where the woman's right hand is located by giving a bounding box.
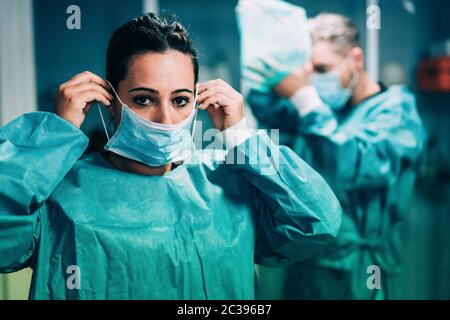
[55,71,114,128]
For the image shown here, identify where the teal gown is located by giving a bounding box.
[247,85,427,299]
[0,112,342,299]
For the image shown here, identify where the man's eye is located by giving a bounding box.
[133,96,153,106]
[172,96,190,107]
[314,65,329,73]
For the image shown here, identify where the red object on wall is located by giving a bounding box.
[418,57,450,92]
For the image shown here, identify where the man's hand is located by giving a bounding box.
[273,63,313,98]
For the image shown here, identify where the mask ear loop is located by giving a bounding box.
[339,55,359,91]
[105,79,126,105]
[98,80,127,142]
[346,68,360,91]
[191,83,200,138]
[97,104,110,141]
[174,84,199,166]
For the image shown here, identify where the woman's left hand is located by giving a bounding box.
[197,79,244,131]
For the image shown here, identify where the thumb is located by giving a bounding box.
[83,101,95,114]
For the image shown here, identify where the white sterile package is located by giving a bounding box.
[236,0,312,93]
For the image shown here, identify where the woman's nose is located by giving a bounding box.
[151,102,174,125]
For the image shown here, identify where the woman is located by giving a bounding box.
[0,13,341,299]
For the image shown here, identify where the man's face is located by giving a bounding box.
[311,40,356,89]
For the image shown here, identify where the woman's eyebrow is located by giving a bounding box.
[172,89,194,95]
[129,87,158,93]
[128,88,194,95]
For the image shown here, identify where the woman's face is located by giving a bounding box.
[115,50,196,125]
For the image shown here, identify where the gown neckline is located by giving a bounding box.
[90,151,189,179]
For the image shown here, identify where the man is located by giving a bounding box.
[247,13,427,299]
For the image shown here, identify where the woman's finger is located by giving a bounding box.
[198,84,241,105]
[205,103,224,116]
[62,71,110,90]
[199,93,233,112]
[78,89,112,109]
[197,85,225,103]
[198,79,228,95]
[67,81,114,101]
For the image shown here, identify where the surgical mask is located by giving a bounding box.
[98,81,199,167]
[310,57,359,111]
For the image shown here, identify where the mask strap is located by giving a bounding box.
[347,69,360,91]
[97,104,110,141]
[105,79,126,106]
[340,54,359,91]
[98,79,126,141]
[191,83,200,138]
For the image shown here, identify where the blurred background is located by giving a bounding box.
[0,0,448,299]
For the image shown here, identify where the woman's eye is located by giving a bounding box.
[172,96,190,107]
[133,96,153,106]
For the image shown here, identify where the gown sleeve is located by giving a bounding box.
[248,87,427,192]
[224,131,342,267]
[296,90,427,191]
[246,89,301,135]
[0,112,89,272]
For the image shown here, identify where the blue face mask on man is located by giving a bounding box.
[98,81,198,167]
[310,56,359,111]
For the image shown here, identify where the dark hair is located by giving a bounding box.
[106,12,199,90]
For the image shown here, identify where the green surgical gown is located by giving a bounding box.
[0,112,342,299]
[247,85,427,299]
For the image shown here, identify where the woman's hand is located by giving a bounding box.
[55,71,114,128]
[197,79,244,131]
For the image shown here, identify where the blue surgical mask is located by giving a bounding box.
[98,81,199,167]
[310,58,359,111]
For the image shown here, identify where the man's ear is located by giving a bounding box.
[351,47,365,71]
